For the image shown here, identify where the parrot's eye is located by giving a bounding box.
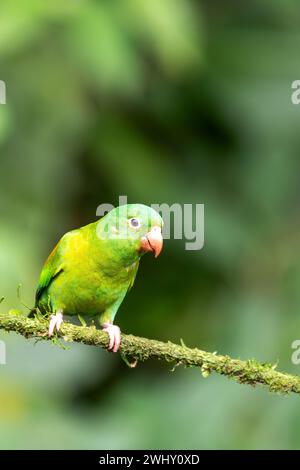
[129,218,141,229]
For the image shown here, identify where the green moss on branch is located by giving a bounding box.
[0,312,299,395]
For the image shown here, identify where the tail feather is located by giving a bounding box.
[28,308,37,318]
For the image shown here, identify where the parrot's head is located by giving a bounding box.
[97,204,163,261]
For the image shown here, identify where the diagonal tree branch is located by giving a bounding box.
[0,312,299,395]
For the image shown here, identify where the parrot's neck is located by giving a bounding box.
[92,235,140,273]
[90,220,142,272]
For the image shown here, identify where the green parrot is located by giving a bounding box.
[31,204,163,352]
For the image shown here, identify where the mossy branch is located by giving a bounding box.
[0,312,299,395]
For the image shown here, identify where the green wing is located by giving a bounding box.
[35,242,64,306]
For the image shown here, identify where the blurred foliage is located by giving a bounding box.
[1,0,300,449]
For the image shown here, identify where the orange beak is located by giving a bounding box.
[140,226,163,258]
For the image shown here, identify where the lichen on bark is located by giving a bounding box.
[0,312,300,395]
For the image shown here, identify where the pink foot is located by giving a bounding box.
[102,323,121,353]
[48,312,64,337]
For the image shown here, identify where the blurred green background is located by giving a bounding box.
[1,0,300,450]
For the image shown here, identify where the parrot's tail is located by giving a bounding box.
[28,308,37,318]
